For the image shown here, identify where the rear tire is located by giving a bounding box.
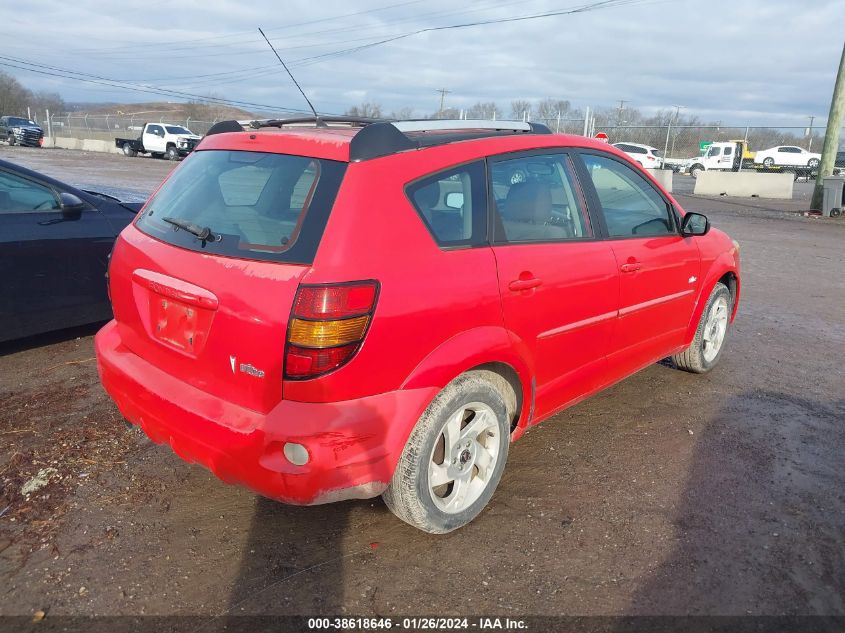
[762,157,775,168]
[671,282,732,374]
[383,371,510,534]
[123,142,137,157]
[808,158,820,169]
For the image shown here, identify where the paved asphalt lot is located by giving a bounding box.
[0,146,843,624]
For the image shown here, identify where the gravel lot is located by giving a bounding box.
[1,146,843,623]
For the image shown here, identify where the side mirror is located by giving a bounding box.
[681,212,710,237]
[60,192,86,220]
[444,192,464,209]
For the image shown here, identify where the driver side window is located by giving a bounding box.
[580,153,674,237]
[0,171,59,214]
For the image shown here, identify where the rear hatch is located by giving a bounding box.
[109,148,347,413]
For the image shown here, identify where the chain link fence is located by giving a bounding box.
[41,113,219,142]
[596,125,829,165]
[30,111,843,169]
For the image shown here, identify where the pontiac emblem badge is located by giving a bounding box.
[229,356,236,374]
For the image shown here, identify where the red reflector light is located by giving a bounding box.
[293,282,377,319]
[285,344,358,378]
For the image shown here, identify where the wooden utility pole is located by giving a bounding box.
[807,115,815,151]
[811,42,845,210]
[436,88,451,117]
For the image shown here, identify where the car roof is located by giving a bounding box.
[197,128,625,162]
[199,119,624,163]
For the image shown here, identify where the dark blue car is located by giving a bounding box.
[0,158,143,342]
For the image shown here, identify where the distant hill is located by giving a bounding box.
[65,101,258,121]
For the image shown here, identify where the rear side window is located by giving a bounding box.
[136,150,346,264]
[580,153,675,238]
[490,153,592,243]
[406,161,487,247]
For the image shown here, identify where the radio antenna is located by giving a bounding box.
[258,27,323,125]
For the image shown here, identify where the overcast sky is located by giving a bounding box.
[3,0,844,125]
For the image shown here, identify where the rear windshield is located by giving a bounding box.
[136,150,346,264]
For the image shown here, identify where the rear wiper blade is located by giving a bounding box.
[162,216,216,241]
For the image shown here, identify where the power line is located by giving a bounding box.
[0,57,323,116]
[63,0,431,55]
[55,0,529,61]
[2,0,666,111]
[278,0,667,69]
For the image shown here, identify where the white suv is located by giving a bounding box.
[612,142,664,169]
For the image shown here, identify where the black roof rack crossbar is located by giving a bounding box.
[349,119,552,161]
[205,117,553,161]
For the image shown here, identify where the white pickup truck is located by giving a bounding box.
[115,123,202,160]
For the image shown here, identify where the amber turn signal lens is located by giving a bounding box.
[288,316,369,348]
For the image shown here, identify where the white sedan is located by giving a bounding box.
[754,146,821,169]
[612,142,664,169]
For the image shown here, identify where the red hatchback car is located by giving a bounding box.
[96,118,740,533]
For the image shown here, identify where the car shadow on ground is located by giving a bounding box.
[0,322,105,357]
[194,399,395,630]
[624,390,845,616]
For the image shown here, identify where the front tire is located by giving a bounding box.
[690,164,704,178]
[7,134,15,146]
[671,282,732,374]
[383,371,510,533]
[166,146,179,161]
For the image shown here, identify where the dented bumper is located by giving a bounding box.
[95,320,436,505]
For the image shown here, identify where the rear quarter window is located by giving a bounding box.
[135,150,346,264]
[405,161,487,248]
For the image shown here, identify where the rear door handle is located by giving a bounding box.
[620,262,642,273]
[508,277,543,291]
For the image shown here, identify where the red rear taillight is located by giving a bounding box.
[284,281,379,379]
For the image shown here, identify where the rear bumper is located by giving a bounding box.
[95,320,437,505]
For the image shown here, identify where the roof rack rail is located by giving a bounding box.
[249,115,385,129]
[206,116,384,136]
[392,119,537,133]
[205,117,552,162]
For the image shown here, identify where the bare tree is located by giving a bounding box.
[0,71,34,117]
[510,100,532,121]
[389,106,415,120]
[466,101,502,119]
[345,102,383,119]
[30,91,65,117]
[535,98,571,122]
